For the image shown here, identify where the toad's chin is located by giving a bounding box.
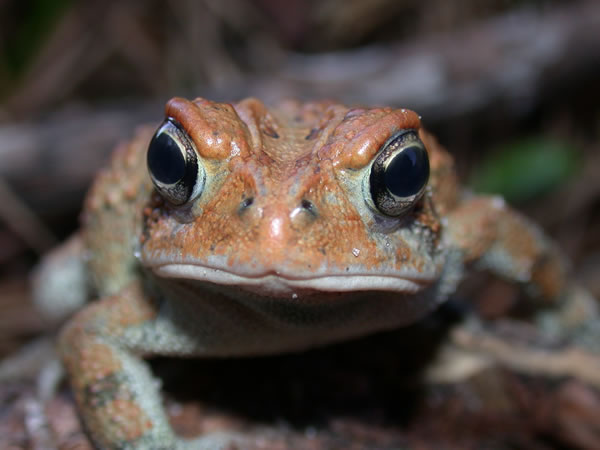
[152,263,432,298]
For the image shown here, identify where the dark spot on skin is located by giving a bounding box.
[262,126,279,139]
[83,373,129,409]
[305,128,319,140]
[213,130,219,136]
[319,247,326,255]
[210,243,215,251]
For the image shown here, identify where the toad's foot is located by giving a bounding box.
[536,285,600,352]
[428,314,600,389]
[59,281,254,449]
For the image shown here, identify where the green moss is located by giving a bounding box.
[469,137,580,203]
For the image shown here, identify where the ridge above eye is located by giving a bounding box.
[147,119,205,205]
[367,130,430,217]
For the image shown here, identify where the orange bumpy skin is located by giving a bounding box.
[50,97,595,448]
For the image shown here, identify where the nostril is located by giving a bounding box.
[239,197,254,212]
[300,199,317,216]
[290,199,318,223]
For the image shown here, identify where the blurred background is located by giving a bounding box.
[1,0,599,447]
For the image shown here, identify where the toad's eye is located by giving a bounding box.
[367,130,429,216]
[147,119,205,205]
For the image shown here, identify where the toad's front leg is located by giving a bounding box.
[59,281,238,450]
[441,195,600,384]
[446,195,598,344]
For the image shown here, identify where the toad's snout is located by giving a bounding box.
[236,196,321,264]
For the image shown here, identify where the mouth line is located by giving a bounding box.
[151,263,433,293]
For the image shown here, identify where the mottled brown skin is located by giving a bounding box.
[49,97,596,449]
[142,98,449,281]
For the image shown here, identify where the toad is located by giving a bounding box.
[31,97,599,449]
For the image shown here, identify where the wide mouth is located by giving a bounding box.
[152,263,434,297]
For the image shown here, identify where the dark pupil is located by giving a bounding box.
[147,131,186,184]
[384,146,430,197]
